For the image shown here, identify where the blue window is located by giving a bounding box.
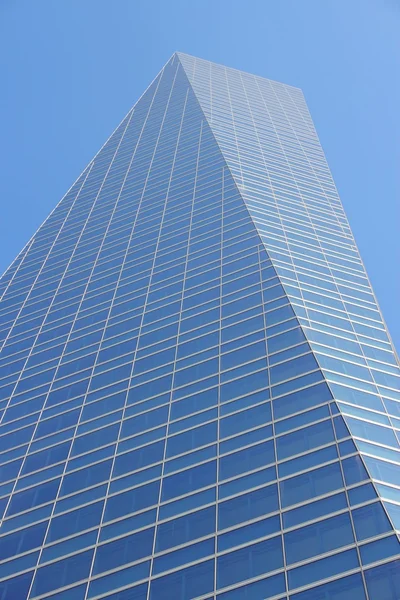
[364,456,400,487]
[35,408,80,438]
[273,382,332,420]
[127,374,173,406]
[162,461,216,501]
[290,573,366,600]
[346,417,398,447]
[80,391,125,423]
[360,535,400,566]
[348,484,377,506]
[133,348,175,376]
[149,560,214,600]
[97,583,148,600]
[269,342,310,367]
[279,444,338,479]
[276,419,334,460]
[365,559,400,600]
[93,527,154,574]
[153,538,214,575]
[220,403,271,438]
[159,488,216,521]
[283,492,347,529]
[217,573,285,600]
[222,293,262,320]
[288,548,359,590]
[267,327,305,354]
[30,549,94,597]
[352,502,392,541]
[219,484,279,530]
[218,515,280,552]
[180,308,219,335]
[280,462,344,508]
[170,388,218,420]
[217,536,283,588]
[156,506,216,551]
[221,315,264,343]
[221,341,266,372]
[270,353,318,385]
[118,428,166,455]
[47,500,103,542]
[220,370,269,404]
[0,521,47,561]
[285,513,354,565]
[40,583,87,600]
[61,459,112,495]
[333,415,350,439]
[0,572,34,600]
[384,501,400,529]
[177,331,219,358]
[173,376,219,402]
[165,445,216,474]
[169,408,217,435]
[222,330,265,357]
[21,441,70,475]
[121,406,168,438]
[220,425,272,455]
[266,304,294,326]
[72,424,119,456]
[221,357,267,383]
[89,363,131,391]
[338,439,357,457]
[126,394,169,420]
[221,390,270,418]
[0,550,38,583]
[263,284,285,304]
[88,562,150,599]
[55,483,107,514]
[7,478,60,515]
[174,358,219,388]
[100,509,156,542]
[219,466,276,500]
[105,481,160,522]
[41,530,97,563]
[220,440,275,480]
[114,440,164,477]
[342,455,369,486]
[166,422,217,457]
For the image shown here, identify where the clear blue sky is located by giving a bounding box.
[1,0,399,353]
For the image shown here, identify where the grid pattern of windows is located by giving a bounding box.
[179,49,400,534]
[0,53,398,600]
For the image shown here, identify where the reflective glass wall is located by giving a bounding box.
[0,53,399,600]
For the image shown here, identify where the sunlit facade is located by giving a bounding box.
[0,53,399,600]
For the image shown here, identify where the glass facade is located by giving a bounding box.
[0,52,399,600]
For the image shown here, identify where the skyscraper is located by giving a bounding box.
[0,51,399,600]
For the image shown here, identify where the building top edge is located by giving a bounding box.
[173,51,303,93]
